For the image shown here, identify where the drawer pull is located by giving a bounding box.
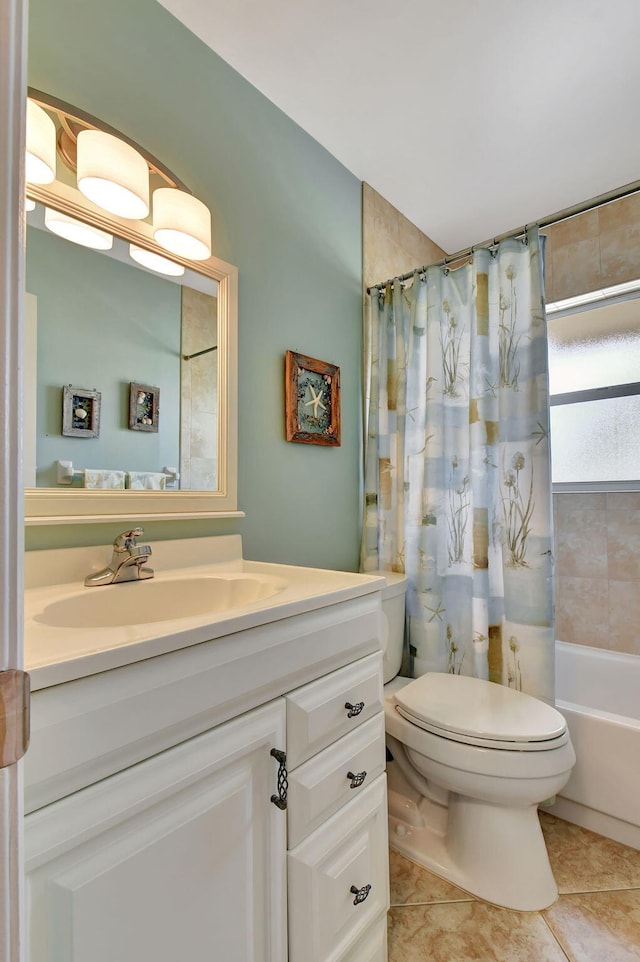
[350,883,372,905]
[270,748,288,810]
[347,770,367,789]
[345,701,365,718]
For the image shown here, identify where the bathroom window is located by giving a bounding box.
[547,294,640,489]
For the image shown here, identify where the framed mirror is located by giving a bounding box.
[23,91,240,524]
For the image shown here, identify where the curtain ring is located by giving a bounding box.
[522,225,529,246]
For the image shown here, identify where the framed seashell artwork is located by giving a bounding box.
[129,382,160,433]
[285,350,340,446]
[62,384,101,438]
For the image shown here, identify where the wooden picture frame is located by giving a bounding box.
[129,382,160,433]
[285,350,341,446]
[62,385,101,438]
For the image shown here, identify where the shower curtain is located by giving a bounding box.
[361,229,555,702]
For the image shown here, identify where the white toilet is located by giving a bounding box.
[378,571,576,912]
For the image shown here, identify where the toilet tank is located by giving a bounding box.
[374,571,407,684]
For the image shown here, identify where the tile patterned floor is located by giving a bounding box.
[388,812,640,961]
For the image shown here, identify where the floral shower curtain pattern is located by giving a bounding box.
[361,229,555,702]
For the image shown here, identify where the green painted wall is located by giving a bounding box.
[26,0,363,570]
[27,225,181,487]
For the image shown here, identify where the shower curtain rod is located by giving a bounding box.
[367,176,640,293]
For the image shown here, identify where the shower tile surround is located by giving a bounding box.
[180,287,218,490]
[554,491,640,655]
[362,182,445,291]
[388,812,640,962]
[363,188,640,657]
[544,196,640,656]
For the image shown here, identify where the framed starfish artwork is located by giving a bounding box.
[285,350,341,445]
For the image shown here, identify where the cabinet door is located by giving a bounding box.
[25,699,287,962]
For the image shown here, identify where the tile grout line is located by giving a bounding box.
[540,912,574,962]
[390,898,476,908]
[557,884,640,897]
[390,884,640,912]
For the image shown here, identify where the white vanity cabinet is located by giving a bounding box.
[25,700,288,962]
[23,587,389,962]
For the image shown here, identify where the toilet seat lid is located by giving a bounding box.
[394,673,567,746]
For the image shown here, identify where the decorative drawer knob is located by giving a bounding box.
[347,770,367,789]
[345,701,365,718]
[350,883,372,905]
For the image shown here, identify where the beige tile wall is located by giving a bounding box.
[554,493,640,654]
[547,194,640,654]
[364,186,640,302]
[180,287,218,490]
[362,183,445,290]
[544,193,640,302]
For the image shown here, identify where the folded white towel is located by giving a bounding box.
[127,471,167,490]
[84,469,126,489]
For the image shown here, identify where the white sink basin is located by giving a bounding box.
[34,574,287,629]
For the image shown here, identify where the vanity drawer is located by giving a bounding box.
[286,653,383,769]
[288,713,386,847]
[288,775,389,962]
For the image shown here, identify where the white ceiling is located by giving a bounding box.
[157,0,640,254]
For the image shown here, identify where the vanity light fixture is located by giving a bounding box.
[76,129,150,219]
[25,99,56,184]
[129,244,185,277]
[152,187,212,261]
[25,91,215,264]
[44,207,113,251]
[25,197,36,212]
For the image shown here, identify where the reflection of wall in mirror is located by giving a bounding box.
[180,287,218,490]
[26,224,182,488]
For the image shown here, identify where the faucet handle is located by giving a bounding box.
[113,527,145,551]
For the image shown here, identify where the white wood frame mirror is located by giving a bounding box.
[24,92,240,525]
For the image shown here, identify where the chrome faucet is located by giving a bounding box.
[84,527,154,587]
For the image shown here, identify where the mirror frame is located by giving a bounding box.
[25,178,240,525]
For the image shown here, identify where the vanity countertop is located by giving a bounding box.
[24,535,385,691]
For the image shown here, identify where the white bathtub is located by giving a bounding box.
[542,641,640,850]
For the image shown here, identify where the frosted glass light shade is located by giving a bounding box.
[129,244,185,277]
[25,99,56,184]
[44,207,113,251]
[152,187,211,260]
[25,197,36,212]
[77,129,149,219]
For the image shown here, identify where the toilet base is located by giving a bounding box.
[388,788,559,911]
